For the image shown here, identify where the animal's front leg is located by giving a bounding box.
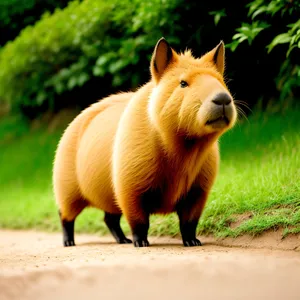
[179,219,201,246]
[121,195,150,247]
[176,186,208,247]
[126,209,150,247]
[131,218,150,247]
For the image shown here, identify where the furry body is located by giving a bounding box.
[53,38,237,247]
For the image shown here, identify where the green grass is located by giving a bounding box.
[0,107,299,238]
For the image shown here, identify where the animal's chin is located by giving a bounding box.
[205,115,230,129]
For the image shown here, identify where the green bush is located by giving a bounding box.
[227,0,300,103]
[0,0,299,115]
[0,0,182,111]
[0,0,72,46]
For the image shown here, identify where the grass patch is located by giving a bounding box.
[0,107,299,238]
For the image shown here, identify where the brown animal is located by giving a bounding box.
[53,37,237,247]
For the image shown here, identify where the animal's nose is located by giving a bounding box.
[212,93,232,106]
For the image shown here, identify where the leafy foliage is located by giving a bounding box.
[0,0,183,111]
[0,0,72,46]
[0,0,299,115]
[229,21,270,51]
[228,0,300,102]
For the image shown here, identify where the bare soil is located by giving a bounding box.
[0,229,299,300]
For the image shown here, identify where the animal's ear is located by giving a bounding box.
[150,37,175,83]
[202,41,225,75]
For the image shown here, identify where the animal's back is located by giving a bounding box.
[53,92,133,220]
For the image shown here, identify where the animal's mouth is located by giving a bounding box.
[206,115,229,126]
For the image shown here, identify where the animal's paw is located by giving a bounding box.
[118,237,132,244]
[183,238,202,247]
[134,238,150,247]
[64,239,75,247]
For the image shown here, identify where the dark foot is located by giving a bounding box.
[177,216,201,248]
[133,238,150,247]
[64,239,75,247]
[104,212,132,244]
[59,210,76,247]
[118,237,132,244]
[183,238,202,247]
[132,221,150,247]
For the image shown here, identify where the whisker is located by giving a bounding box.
[237,107,249,123]
[234,100,252,112]
[241,112,248,122]
[237,105,247,117]
[234,100,250,108]
[234,99,251,123]
[236,102,251,111]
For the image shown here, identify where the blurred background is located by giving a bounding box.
[0,0,299,238]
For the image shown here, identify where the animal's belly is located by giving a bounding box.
[141,187,177,215]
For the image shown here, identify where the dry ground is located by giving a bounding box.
[0,229,299,300]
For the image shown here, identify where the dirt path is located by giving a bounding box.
[0,230,299,300]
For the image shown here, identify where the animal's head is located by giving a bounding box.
[148,37,237,145]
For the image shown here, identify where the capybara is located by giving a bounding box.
[53,37,237,247]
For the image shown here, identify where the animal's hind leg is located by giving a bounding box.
[58,199,87,247]
[104,212,132,244]
[59,211,75,247]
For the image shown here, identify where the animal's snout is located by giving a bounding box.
[212,93,232,106]
[204,92,235,129]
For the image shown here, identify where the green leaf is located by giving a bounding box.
[67,77,77,90]
[96,55,110,67]
[112,74,123,87]
[36,91,47,105]
[54,82,64,94]
[214,14,221,26]
[59,68,71,79]
[77,73,89,86]
[108,60,127,74]
[267,33,292,53]
[93,66,106,77]
[233,33,244,40]
[226,41,240,52]
[286,45,298,57]
[209,9,226,26]
[252,6,267,19]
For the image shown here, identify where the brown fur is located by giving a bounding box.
[53,38,237,247]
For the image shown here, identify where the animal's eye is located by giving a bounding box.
[180,80,188,88]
